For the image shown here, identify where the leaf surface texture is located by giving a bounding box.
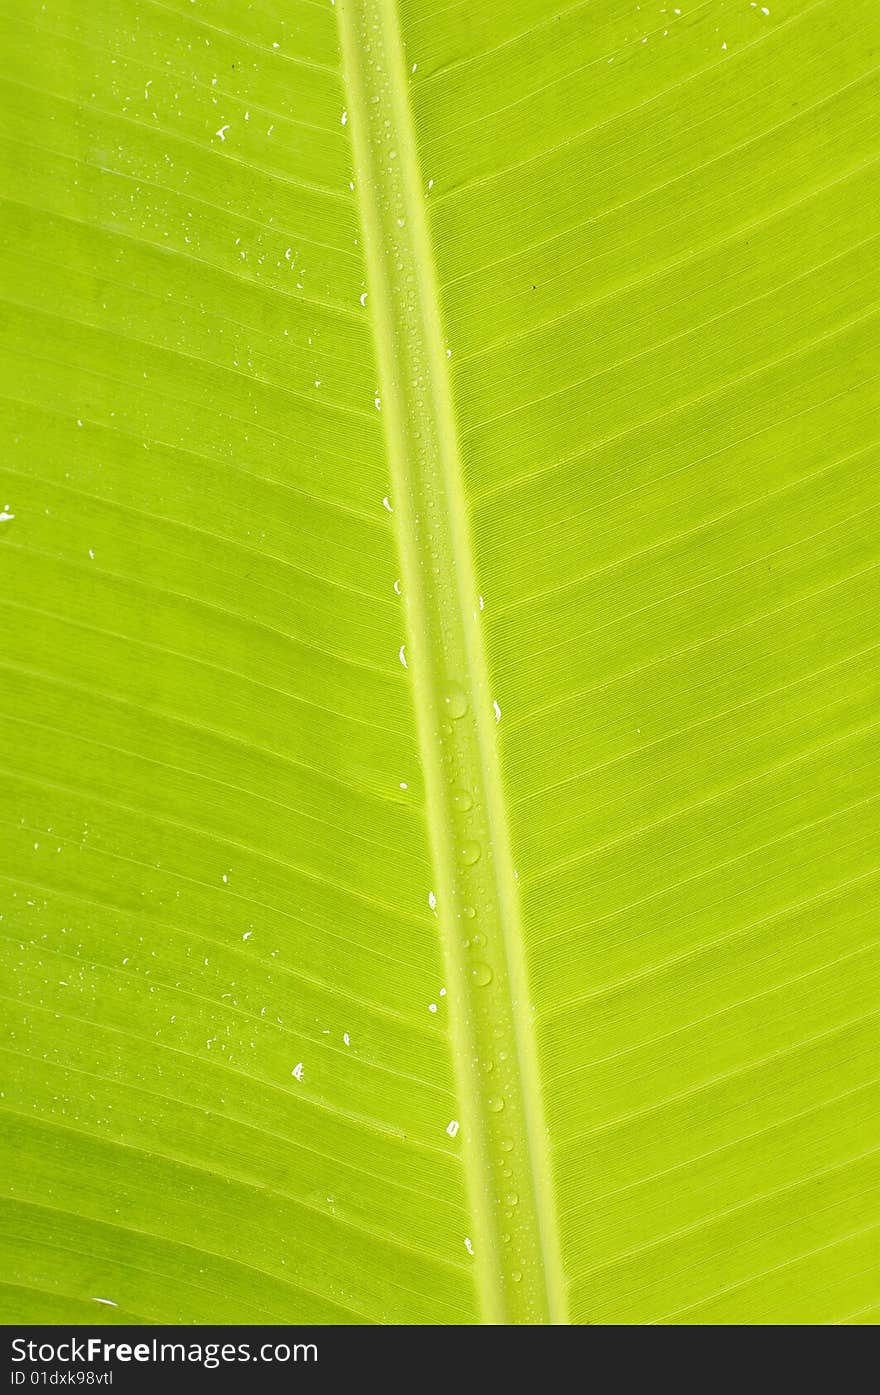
[1,0,878,1325]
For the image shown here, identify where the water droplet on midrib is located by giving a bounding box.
[440,681,468,719]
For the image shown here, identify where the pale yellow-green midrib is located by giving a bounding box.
[335,0,566,1323]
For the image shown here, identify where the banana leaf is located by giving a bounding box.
[0,0,878,1325]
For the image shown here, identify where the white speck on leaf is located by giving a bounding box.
[343,1032,350,1046]
[428,890,436,911]
[291,1062,304,1081]
[464,1236,474,1255]
[215,124,230,141]
[341,110,348,126]
[93,1298,117,1307]
[0,506,15,522]
[493,700,501,723]
[398,645,407,668]
[382,496,393,512]
[428,1002,437,1013]
[446,1119,459,1138]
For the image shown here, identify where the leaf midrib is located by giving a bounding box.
[336,0,566,1324]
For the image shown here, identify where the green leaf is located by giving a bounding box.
[1,0,878,1325]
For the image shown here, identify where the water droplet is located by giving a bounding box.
[452,789,473,812]
[462,905,476,919]
[486,1094,504,1112]
[458,840,481,866]
[511,1270,522,1284]
[440,682,468,719]
[471,962,493,987]
[500,1137,514,1152]
[470,931,486,947]
[506,1192,518,1207]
